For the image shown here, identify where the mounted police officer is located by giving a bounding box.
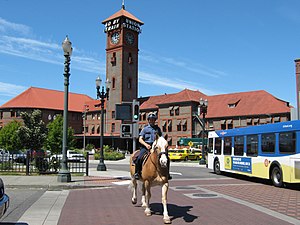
[134,112,172,180]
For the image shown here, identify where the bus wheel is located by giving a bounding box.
[214,160,221,175]
[271,166,283,187]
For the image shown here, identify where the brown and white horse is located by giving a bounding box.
[129,135,171,224]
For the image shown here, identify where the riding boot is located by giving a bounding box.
[134,159,140,179]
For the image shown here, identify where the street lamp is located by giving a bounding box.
[83,104,88,151]
[57,36,72,182]
[199,98,208,165]
[96,76,110,171]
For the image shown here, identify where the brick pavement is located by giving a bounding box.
[58,178,300,225]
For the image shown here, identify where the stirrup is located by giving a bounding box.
[134,173,140,179]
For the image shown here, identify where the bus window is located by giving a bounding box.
[215,138,222,155]
[224,137,232,155]
[279,132,296,154]
[234,136,244,156]
[208,138,213,153]
[247,135,258,156]
[261,133,275,153]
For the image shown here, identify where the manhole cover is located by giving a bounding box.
[175,186,196,190]
[192,193,218,198]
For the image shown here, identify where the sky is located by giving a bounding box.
[0,0,300,108]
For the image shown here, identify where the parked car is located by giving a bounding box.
[67,150,86,162]
[0,149,12,162]
[12,150,27,164]
[0,178,9,218]
[189,148,202,160]
[168,148,191,161]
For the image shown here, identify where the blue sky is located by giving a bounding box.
[0,0,300,107]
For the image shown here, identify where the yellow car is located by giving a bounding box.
[189,148,202,160]
[168,148,190,161]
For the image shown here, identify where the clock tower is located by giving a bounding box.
[102,4,143,135]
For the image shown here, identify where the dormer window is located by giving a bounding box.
[228,99,240,108]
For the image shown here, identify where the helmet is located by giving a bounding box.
[147,112,157,120]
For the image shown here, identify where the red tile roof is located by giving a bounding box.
[206,90,291,118]
[0,87,93,112]
[140,89,207,109]
[102,8,144,24]
[140,89,291,118]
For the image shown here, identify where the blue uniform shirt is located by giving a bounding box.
[139,124,162,144]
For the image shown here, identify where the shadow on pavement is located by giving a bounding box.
[150,203,198,223]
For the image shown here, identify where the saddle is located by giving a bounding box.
[132,150,151,167]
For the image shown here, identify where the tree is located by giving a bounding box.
[44,114,75,154]
[0,120,22,152]
[18,110,47,151]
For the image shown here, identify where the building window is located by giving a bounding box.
[162,120,167,132]
[16,110,21,117]
[112,111,115,119]
[177,120,181,131]
[0,112,2,119]
[111,52,116,66]
[169,106,174,116]
[11,111,16,118]
[168,120,172,132]
[128,53,133,64]
[97,125,100,134]
[91,126,95,134]
[128,78,132,89]
[174,106,179,116]
[182,120,187,131]
[112,77,116,89]
[111,123,115,132]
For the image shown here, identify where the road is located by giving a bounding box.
[0,188,46,224]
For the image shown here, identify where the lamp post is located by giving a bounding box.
[57,36,72,182]
[199,98,208,165]
[95,76,110,171]
[83,104,88,151]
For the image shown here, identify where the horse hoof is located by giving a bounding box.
[164,218,172,224]
[131,199,137,205]
[145,209,151,216]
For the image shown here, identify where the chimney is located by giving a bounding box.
[295,59,300,119]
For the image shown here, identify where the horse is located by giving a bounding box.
[129,135,171,224]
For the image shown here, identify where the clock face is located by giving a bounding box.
[111,32,120,44]
[125,32,135,45]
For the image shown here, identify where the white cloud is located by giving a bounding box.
[140,50,227,78]
[0,82,27,97]
[0,17,31,35]
[139,71,218,95]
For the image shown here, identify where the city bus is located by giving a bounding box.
[207,120,300,187]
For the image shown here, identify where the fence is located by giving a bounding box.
[0,151,89,175]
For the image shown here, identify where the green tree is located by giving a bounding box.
[18,110,47,151]
[44,114,75,154]
[0,120,22,152]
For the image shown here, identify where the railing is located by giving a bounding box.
[0,152,89,175]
